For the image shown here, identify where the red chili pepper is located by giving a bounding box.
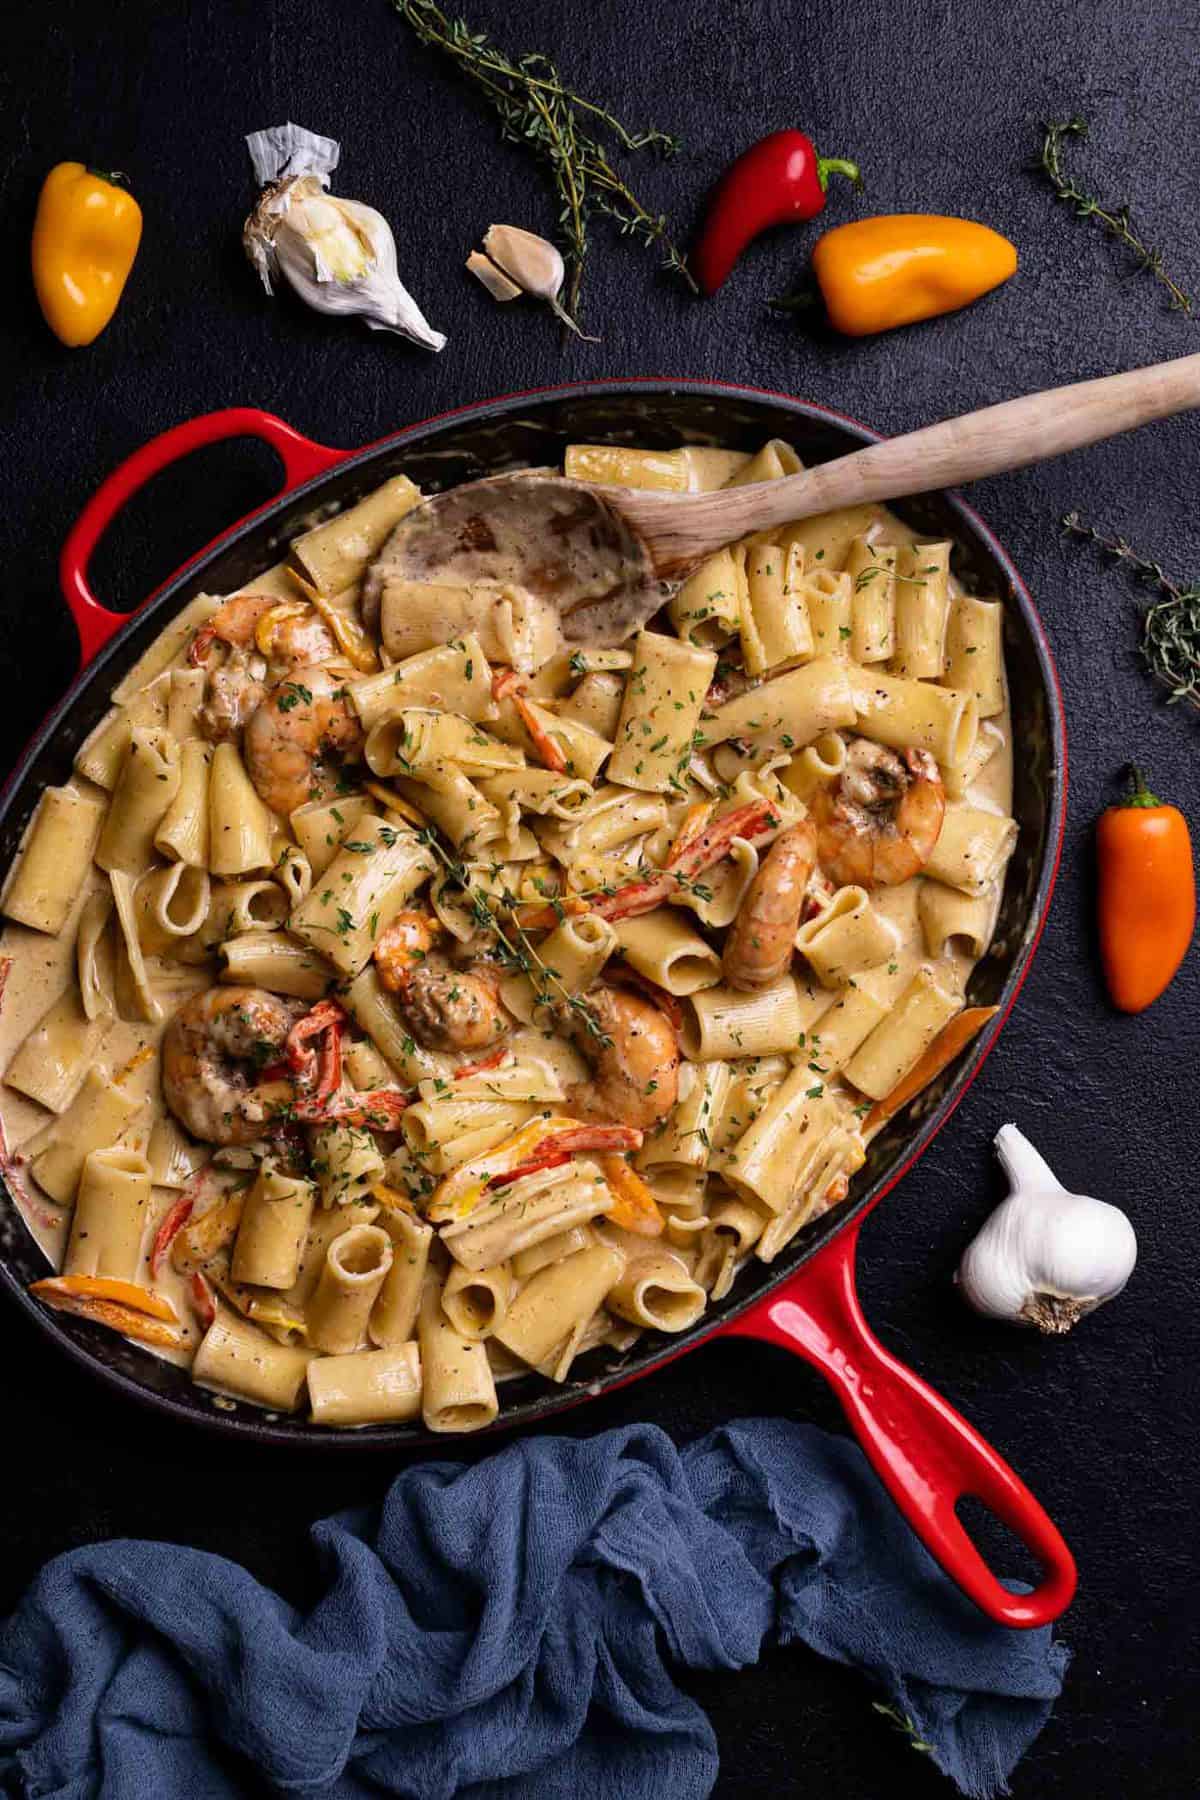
[690,129,862,295]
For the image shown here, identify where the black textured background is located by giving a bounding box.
[2,1,1199,1794]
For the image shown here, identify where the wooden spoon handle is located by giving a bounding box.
[624,354,1200,570]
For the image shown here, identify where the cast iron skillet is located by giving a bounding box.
[0,381,1072,1627]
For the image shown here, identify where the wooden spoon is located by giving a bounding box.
[371,354,1200,649]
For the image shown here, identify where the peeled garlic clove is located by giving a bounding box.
[466,251,522,302]
[479,224,598,341]
[243,122,445,353]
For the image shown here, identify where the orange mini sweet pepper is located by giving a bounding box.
[32,162,142,347]
[1097,766,1195,1013]
[811,213,1017,336]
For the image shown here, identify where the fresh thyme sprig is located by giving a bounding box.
[390,0,697,319]
[415,826,612,1045]
[871,1702,935,1758]
[1062,511,1200,709]
[1038,118,1192,315]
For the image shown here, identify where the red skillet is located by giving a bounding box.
[0,387,1073,1630]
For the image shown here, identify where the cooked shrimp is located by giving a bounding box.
[722,819,818,991]
[562,985,679,1131]
[243,664,364,815]
[809,739,945,887]
[190,594,337,669]
[373,910,443,993]
[200,650,266,741]
[394,957,508,1054]
[162,986,295,1145]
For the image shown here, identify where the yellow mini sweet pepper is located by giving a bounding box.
[811,214,1017,337]
[32,162,142,347]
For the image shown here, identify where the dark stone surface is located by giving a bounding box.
[2,0,1198,1793]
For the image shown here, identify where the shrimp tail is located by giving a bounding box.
[188,626,217,667]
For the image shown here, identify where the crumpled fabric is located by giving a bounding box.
[0,1419,1068,1799]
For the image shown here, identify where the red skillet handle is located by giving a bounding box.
[59,408,348,667]
[722,1220,1077,1627]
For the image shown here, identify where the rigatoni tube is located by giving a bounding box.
[288,816,435,975]
[3,787,106,933]
[192,1306,313,1411]
[231,1163,316,1289]
[307,1223,394,1354]
[95,729,181,878]
[608,631,716,793]
[309,1342,423,1427]
[418,1280,499,1432]
[63,1147,151,1282]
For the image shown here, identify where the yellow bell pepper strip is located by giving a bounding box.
[863,1005,999,1134]
[597,1154,664,1237]
[811,214,1017,337]
[29,1274,178,1322]
[30,1281,184,1350]
[32,162,143,347]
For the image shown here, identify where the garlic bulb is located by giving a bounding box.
[467,225,598,340]
[956,1124,1137,1333]
[243,123,445,352]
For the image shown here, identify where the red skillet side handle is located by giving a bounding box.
[723,1221,1077,1627]
[59,408,348,668]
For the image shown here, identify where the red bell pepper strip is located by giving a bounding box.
[286,998,346,1102]
[690,129,862,295]
[292,1088,411,1130]
[453,1046,510,1080]
[189,1271,217,1331]
[516,797,781,930]
[493,669,568,773]
[490,1147,574,1188]
[490,1124,643,1189]
[150,1191,196,1279]
[594,797,781,923]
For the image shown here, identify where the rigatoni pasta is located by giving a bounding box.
[0,437,1021,1434]
[608,632,716,792]
[3,788,106,933]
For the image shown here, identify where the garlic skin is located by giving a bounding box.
[243,123,445,352]
[956,1124,1137,1334]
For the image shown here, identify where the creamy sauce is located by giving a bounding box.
[0,464,1014,1395]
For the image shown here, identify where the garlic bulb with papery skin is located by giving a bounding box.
[956,1124,1137,1334]
[243,123,445,352]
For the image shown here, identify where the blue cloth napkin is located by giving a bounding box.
[0,1419,1068,1800]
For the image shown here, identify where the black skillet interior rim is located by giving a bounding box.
[0,380,1066,1450]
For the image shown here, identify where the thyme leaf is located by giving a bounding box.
[414,826,613,1047]
[871,1702,935,1758]
[1039,117,1192,315]
[1062,511,1200,709]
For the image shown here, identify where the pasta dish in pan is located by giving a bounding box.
[0,438,1016,1431]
